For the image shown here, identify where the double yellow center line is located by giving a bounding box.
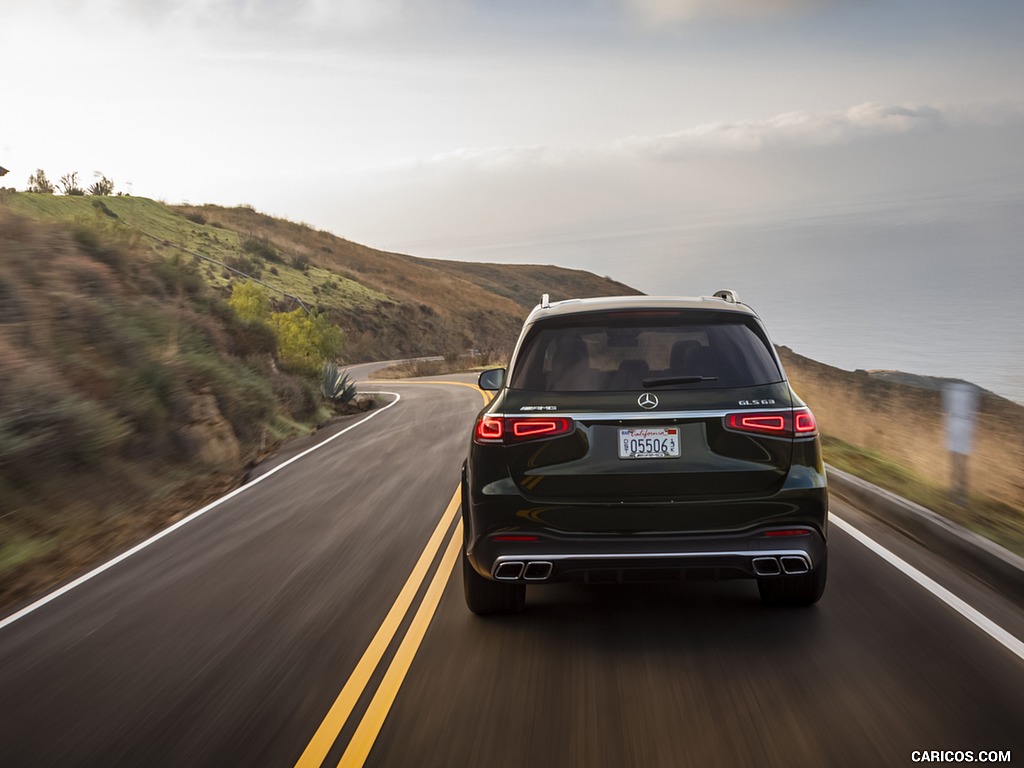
[295,379,489,767]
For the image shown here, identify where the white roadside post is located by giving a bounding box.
[942,382,980,506]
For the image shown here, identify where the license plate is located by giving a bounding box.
[618,427,680,459]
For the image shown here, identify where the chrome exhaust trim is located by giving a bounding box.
[752,557,782,577]
[780,556,810,575]
[494,561,525,580]
[523,561,553,581]
[489,550,816,581]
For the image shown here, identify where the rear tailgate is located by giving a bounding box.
[502,386,794,504]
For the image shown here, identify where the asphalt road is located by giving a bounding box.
[0,374,1022,768]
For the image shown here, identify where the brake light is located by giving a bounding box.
[475,417,504,441]
[493,535,539,542]
[727,413,786,433]
[724,407,817,438]
[510,418,573,438]
[474,416,575,444]
[763,529,812,537]
[794,409,817,435]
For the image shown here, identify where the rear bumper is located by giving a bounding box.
[466,527,827,584]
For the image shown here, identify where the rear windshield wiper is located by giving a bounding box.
[642,375,719,388]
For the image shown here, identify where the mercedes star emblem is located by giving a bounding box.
[638,392,659,409]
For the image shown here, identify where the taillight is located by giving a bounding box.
[794,409,817,435]
[493,535,539,542]
[475,416,504,441]
[509,417,573,439]
[724,408,817,438]
[474,416,574,444]
[727,413,786,434]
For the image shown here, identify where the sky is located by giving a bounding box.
[2,0,1024,397]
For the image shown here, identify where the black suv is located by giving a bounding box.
[462,292,827,614]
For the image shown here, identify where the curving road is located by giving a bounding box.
[0,373,1022,767]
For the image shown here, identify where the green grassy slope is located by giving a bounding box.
[8,194,641,362]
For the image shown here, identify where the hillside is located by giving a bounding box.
[0,191,638,608]
[4,194,637,362]
[169,202,640,359]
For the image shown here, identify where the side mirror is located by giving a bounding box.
[478,368,506,391]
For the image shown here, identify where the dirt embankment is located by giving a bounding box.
[780,347,1024,510]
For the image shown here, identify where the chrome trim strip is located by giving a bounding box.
[495,407,792,421]
[492,549,815,568]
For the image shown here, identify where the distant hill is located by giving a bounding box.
[5,194,639,362]
[171,202,641,360]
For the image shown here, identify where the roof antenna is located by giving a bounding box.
[541,293,550,309]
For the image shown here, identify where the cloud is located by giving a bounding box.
[163,0,410,32]
[318,98,1024,261]
[619,0,834,23]
[11,0,413,38]
[382,102,1019,176]
[393,145,568,173]
[613,102,953,160]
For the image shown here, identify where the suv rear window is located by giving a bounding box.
[509,310,783,392]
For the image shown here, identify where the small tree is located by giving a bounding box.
[228,280,272,323]
[88,174,114,196]
[58,172,84,196]
[273,309,343,376]
[26,169,54,194]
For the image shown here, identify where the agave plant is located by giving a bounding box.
[321,361,357,405]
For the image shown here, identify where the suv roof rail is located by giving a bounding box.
[712,289,741,304]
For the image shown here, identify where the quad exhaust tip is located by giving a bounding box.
[523,561,553,581]
[494,560,554,581]
[752,557,781,576]
[780,556,810,575]
[494,561,524,580]
[753,555,811,576]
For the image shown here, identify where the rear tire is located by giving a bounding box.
[758,550,827,607]
[463,548,526,615]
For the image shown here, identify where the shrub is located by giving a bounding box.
[180,352,276,441]
[26,169,54,194]
[58,172,84,196]
[0,278,24,323]
[274,373,320,420]
[225,253,263,278]
[228,281,271,323]
[321,362,357,405]
[88,175,114,196]
[91,199,119,219]
[226,316,278,358]
[273,309,342,377]
[0,384,131,482]
[241,236,279,262]
[67,225,132,273]
[153,255,205,296]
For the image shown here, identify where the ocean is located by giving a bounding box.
[433,191,1024,405]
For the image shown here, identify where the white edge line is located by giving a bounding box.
[0,392,403,632]
[829,512,1024,663]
